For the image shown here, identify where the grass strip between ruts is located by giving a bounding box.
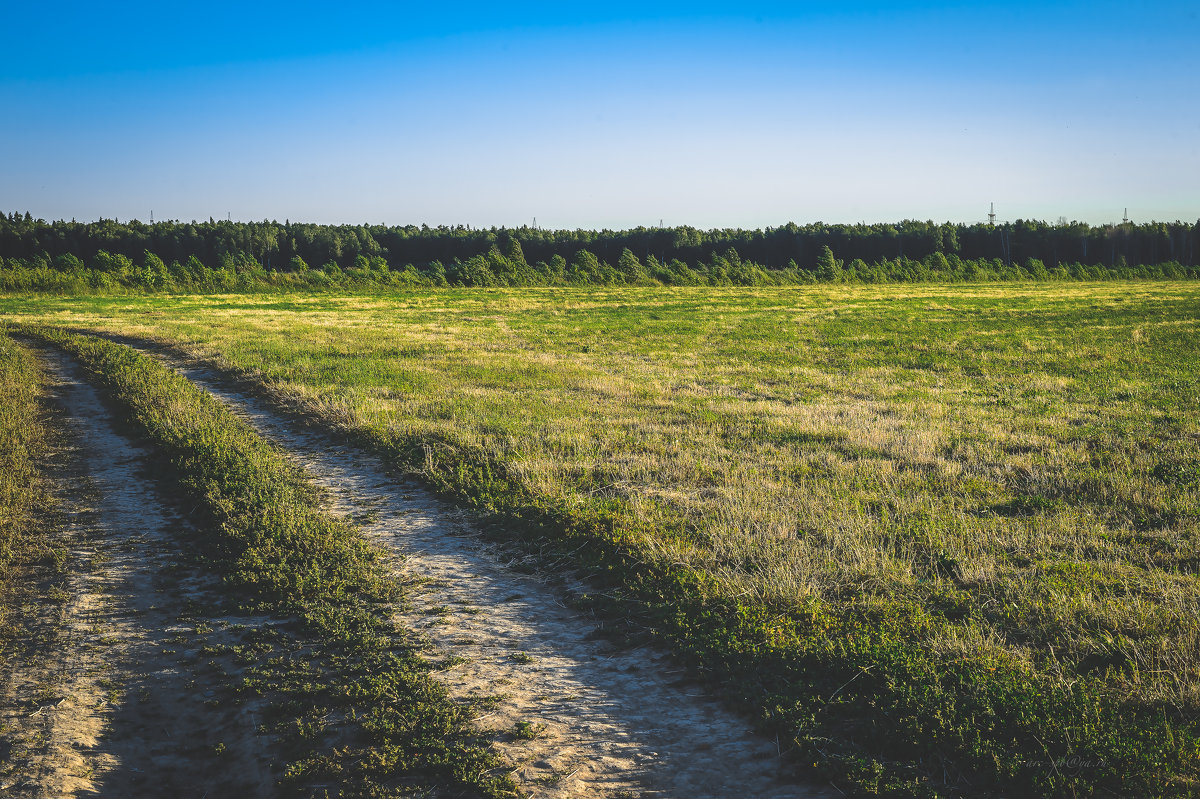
[19,326,516,798]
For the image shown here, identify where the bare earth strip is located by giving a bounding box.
[136,346,837,799]
[0,347,278,798]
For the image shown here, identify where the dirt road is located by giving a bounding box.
[0,347,277,797]
[145,346,834,799]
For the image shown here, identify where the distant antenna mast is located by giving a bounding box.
[533,216,537,229]
[1123,208,1130,224]
[150,210,153,223]
[987,202,996,226]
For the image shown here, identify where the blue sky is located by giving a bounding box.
[2,2,1196,227]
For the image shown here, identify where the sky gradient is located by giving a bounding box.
[2,2,1196,228]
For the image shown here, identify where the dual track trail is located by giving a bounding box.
[135,343,835,799]
[0,347,277,798]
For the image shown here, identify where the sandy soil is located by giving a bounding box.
[146,348,838,799]
[0,347,278,797]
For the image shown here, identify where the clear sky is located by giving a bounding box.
[1,1,1196,228]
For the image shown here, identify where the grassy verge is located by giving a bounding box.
[5,284,1200,796]
[0,332,43,602]
[19,326,516,798]
[0,333,60,657]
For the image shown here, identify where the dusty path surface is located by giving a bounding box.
[133,344,837,799]
[0,347,278,798]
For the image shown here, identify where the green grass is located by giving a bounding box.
[6,282,1200,796]
[0,332,44,586]
[18,327,516,798]
[0,332,58,658]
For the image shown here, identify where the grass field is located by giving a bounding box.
[5,282,1199,796]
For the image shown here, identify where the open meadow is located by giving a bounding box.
[3,281,1199,796]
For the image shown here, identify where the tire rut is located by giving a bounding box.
[134,346,835,799]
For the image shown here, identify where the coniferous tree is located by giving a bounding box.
[505,238,527,268]
[815,246,842,282]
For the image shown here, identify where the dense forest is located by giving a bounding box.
[2,212,1198,292]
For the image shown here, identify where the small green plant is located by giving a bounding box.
[512,720,545,740]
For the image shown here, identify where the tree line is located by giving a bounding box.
[1,212,1197,293]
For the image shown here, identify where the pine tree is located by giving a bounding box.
[505,238,528,267]
[815,245,842,282]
